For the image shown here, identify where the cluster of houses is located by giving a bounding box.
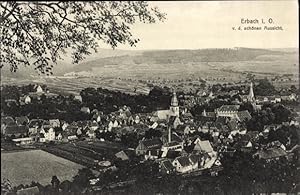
[180,82,298,109]
[1,83,299,176]
[18,85,60,105]
[122,84,298,175]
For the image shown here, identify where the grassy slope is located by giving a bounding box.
[1,150,84,186]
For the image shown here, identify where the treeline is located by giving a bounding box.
[246,103,293,131]
[80,86,175,114]
[1,84,177,122]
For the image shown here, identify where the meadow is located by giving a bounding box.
[1,150,84,186]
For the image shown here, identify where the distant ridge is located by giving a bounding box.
[1,47,298,79]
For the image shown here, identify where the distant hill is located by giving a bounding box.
[1,47,298,80]
[1,48,141,78]
[64,47,298,77]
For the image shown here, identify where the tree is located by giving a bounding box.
[254,78,277,96]
[290,85,298,93]
[145,128,162,139]
[50,175,60,192]
[72,168,95,190]
[0,2,166,73]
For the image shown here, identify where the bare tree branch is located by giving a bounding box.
[0,1,166,74]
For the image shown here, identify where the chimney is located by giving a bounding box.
[168,126,172,143]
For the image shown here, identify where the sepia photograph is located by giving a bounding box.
[0,1,299,194]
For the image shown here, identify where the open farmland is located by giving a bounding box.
[1,48,298,93]
[42,141,124,168]
[1,76,151,96]
[1,150,84,186]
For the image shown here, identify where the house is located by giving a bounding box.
[64,125,78,134]
[15,116,30,126]
[227,119,240,131]
[193,138,214,155]
[266,96,281,103]
[60,129,78,141]
[76,128,83,136]
[90,121,99,131]
[177,124,194,135]
[86,129,96,139]
[254,147,288,162]
[113,120,119,128]
[255,96,269,104]
[39,133,46,142]
[28,119,44,135]
[35,85,44,93]
[145,150,162,160]
[159,160,175,174]
[115,150,135,161]
[168,116,181,129]
[92,114,101,123]
[149,122,159,129]
[152,110,170,121]
[172,156,193,173]
[236,110,252,122]
[19,95,32,105]
[215,116,231,126]
[81,107,90,114]
[74,95,83,102]
[198,122,210,133]
[172,155,200,173]
[134,115,140,124]
[108,121,114,131]
[263,124,282,132]
[267,141,286,151]
[49,119,60,128]
[12,137,35,145]
[42,120,51,129]
[61,122,69,131]
[39,127,55,141]
[56,132,63,140]
[216,105,240,118]
[135,138,163,155]
[127,115,135,125]
[161,141,183,157]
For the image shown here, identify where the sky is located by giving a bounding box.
[105,0,299,50]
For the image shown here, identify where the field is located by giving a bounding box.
[1,76,151,96]
[1,150,84,186]
[1,47,298,95]
[42,141,124,169]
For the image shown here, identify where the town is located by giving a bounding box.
[1,78,299,194]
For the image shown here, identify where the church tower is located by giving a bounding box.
[202,109,207,117]
[170,91,179,117]
[248,82,255,103]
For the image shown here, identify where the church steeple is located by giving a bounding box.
[170,90,179,117]
[202,109,207,117]
[171,91,178,106]
[248,82,255,102]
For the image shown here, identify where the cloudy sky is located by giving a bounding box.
[110,0,298,50]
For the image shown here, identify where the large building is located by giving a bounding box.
[153,91,180,120]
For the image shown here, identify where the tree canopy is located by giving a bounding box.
[0,1,166,74]
[254,78,277,96]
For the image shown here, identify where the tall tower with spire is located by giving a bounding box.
[248,82,255,103]
[170,91,179,117]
